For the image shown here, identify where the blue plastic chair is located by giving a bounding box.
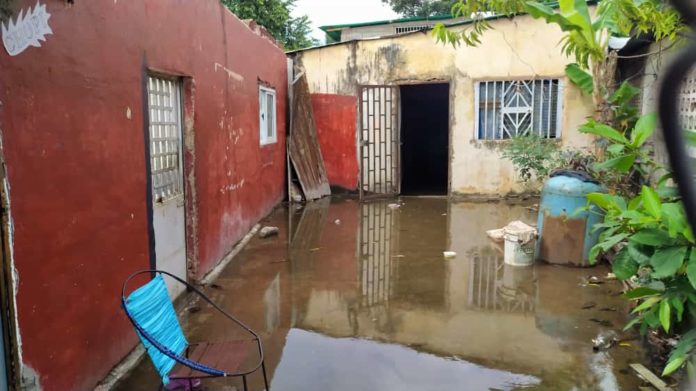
[121,270,269,390]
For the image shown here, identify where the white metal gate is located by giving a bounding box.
[359,86,400,200]
[147,76,187,298]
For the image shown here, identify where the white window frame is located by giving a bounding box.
[259,86,277,145]
[474,79,564,141]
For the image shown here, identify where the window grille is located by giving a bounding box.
[395,25,432,34]
[259,86,277,145]
[680,70,696,150]
[475,79,563,140]
[147,76,183,201]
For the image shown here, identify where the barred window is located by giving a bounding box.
[475,79,563,140]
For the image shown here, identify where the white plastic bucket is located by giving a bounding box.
[504,233,535,267]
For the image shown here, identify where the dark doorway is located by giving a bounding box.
[400,83,450,195]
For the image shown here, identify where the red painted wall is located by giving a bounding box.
[311,94,359,191]
[0,1,287,390]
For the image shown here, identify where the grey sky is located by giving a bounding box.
[292,0,399,43]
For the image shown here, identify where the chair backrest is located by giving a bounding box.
[123,274,188,385]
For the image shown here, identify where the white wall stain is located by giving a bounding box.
[219,178,245,194]
[214,63,244,82]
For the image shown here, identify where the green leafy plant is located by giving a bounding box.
[380,0,458,17]
[500,135,563,184]
[579,81,660,196]
[433,0,683,123]
[500,135,595,185]
[588,186,695,375]
[433,0,690,380]
[221,0,318,50]
[581,113,657,180]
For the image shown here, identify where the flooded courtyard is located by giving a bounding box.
[116,197,648,391]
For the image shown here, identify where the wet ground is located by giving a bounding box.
[116,197,649,391]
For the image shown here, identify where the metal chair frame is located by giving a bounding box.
[121,270,270,391]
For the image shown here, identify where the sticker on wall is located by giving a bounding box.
[2,1,52,56]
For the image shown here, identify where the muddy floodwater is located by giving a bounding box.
[116,197,649,391]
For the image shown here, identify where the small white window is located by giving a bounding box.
[475,79,563,140]
[259,86,277,145]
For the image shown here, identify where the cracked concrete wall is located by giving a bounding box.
[293,14,595,196]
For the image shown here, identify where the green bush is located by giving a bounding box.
[588,187,695,376]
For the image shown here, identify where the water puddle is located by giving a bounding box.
[116,197,648,391]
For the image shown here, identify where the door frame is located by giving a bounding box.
[0,154,20,390]
[397,80,453,197]
[142,67,193,283]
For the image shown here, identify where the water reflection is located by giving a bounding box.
[285,198,645,390]
[115,197,647,391]
[271,329,540,391]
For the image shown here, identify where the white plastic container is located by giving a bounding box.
[504,232,536,267]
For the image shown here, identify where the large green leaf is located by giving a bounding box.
[663,330,696,375]
[599,233,627,251]
[627,195,642,210]
[606,143,625,155]
[586,192,615,210]
[609,81,641,106]
[641,186,662,219]
[589,232,627,263]
[580,122,628,144]
[593,0,621,34]
[624,286,662,300]
[659,299,671,333]
[662,203,688,238]
[631,228,673,246]
[525,2,581,32]
[627,242,653,265]
[565,63,593,95]
[633,296,660,313]
[594,154,636,173]
[663,355,688,376]
[559,0,594,43]
[688,249,696,290]
[672,296,685,322]
[651,246,688,278]
[612,247,638,280]
[631,113,657,148]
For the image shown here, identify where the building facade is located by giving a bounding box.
[292,13,596,197]
[0,1,288,390]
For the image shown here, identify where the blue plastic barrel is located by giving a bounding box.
[536,171,606,267]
